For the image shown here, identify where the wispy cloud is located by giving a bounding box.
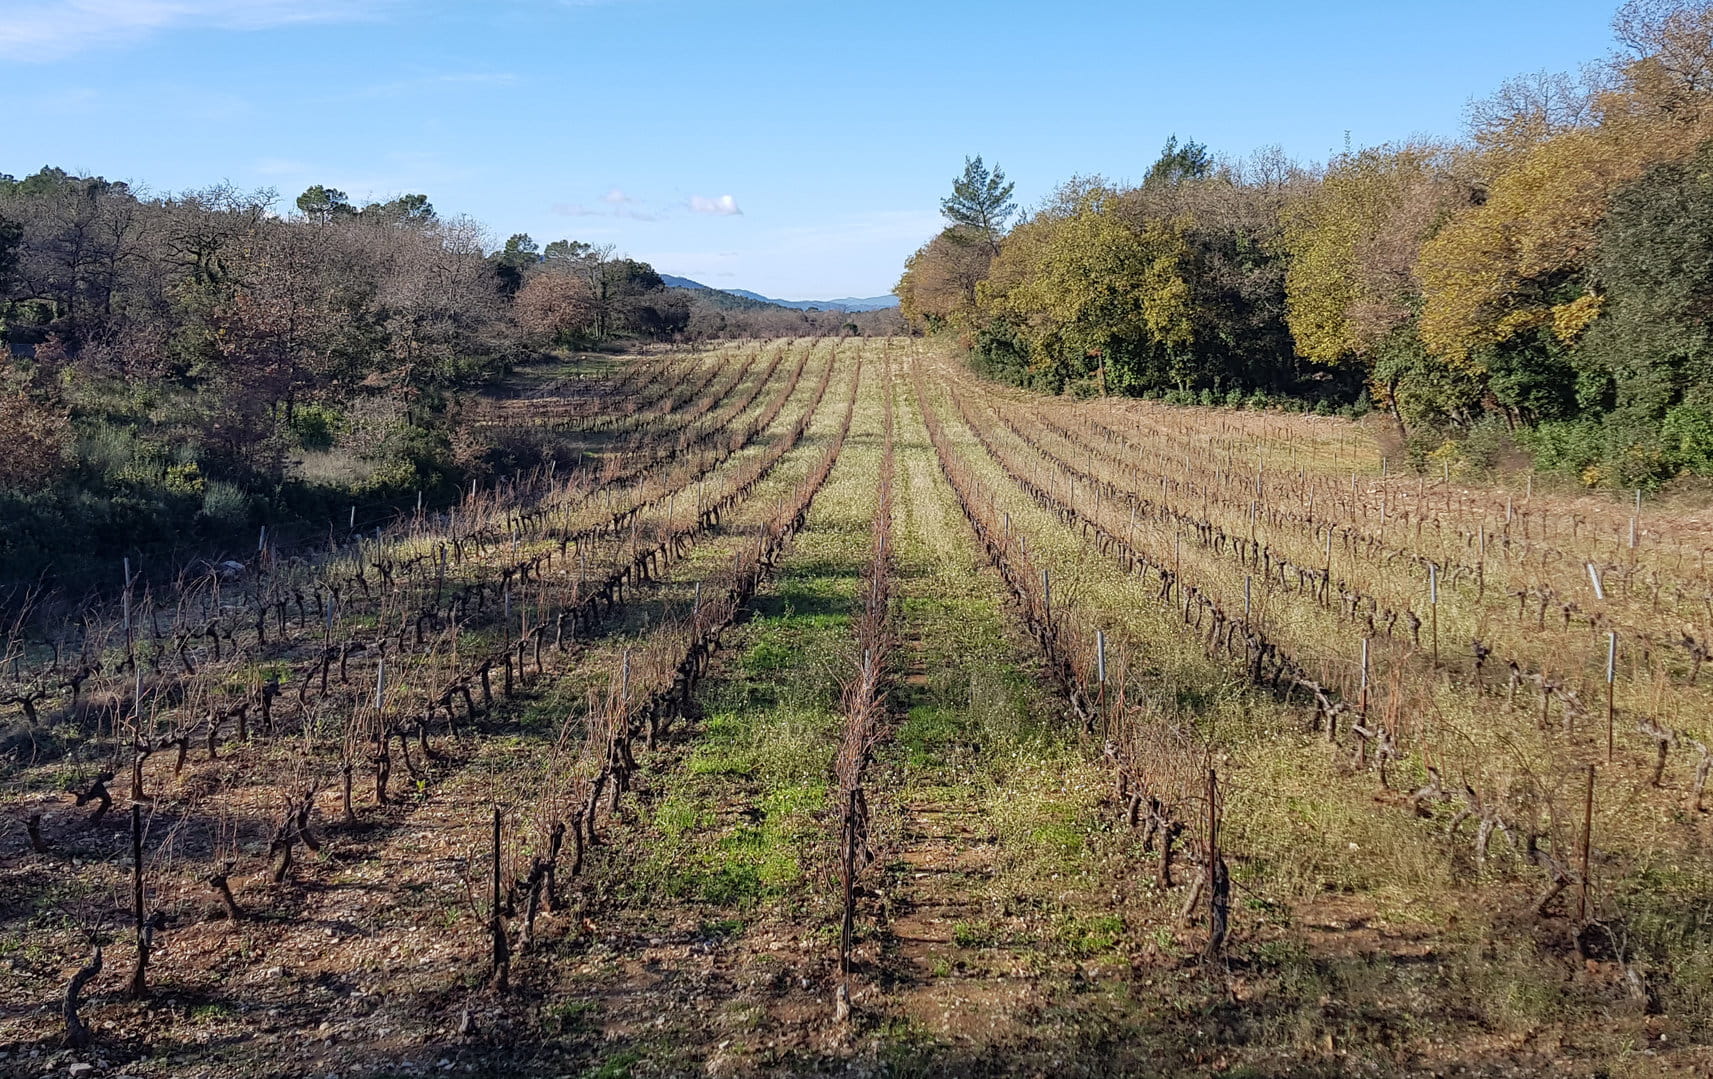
[689,194,742,216]
[551,202,658,221]
[552,187,664,221]
[0,0,394,62]
[244,150,476,209]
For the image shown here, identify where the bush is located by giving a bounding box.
[1662,403,1713,475]
[199,481,251,528]
[77,420,139,478]
[1520,419,1604,477]
[290,404,341,451]
[1461,415,1513,474]
[164,461,206,494]
[1520,415,1676,489]
[1613,435,1672,490]
[1404,426,1448,473]
[362,422,456,497]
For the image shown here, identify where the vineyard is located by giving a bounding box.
[3,337,1712,1078]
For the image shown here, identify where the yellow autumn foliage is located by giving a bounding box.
[1418,108,1712,368]
[1280,145,1465,367]
[977,184,1195,372]
[1551,292,1605,343]
[896,227,993,331]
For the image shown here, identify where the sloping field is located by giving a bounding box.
[3,337,1711,1077]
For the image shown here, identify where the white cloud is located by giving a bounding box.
[602,187,635,204]
[689,194,742,216]
[0,0,393,61]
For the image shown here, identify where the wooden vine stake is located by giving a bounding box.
[491,806,509,992]
[1577,765,1595,924]
[1477,525,1486,598]
[1630,489,1640,559]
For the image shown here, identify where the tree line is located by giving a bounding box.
[896,0,1713,488]
[0,170,869,582]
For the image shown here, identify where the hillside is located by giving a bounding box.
[661,273,899,312]
[668,281,785,312]
[724,289,899,313]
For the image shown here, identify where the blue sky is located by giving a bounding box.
[2,0,1623,299]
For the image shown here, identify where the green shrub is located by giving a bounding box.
[76,421,139,478]
[1460,414,1513,474]
[1520,419,1603,477]
[1520,414,1676,489]
[1662,403,1713,475]
[164,461,207,494]
[1403,427,1446,473]
[289,404,341,451]
[199,481,250,527]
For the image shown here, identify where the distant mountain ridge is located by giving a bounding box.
[660,274,898,312]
